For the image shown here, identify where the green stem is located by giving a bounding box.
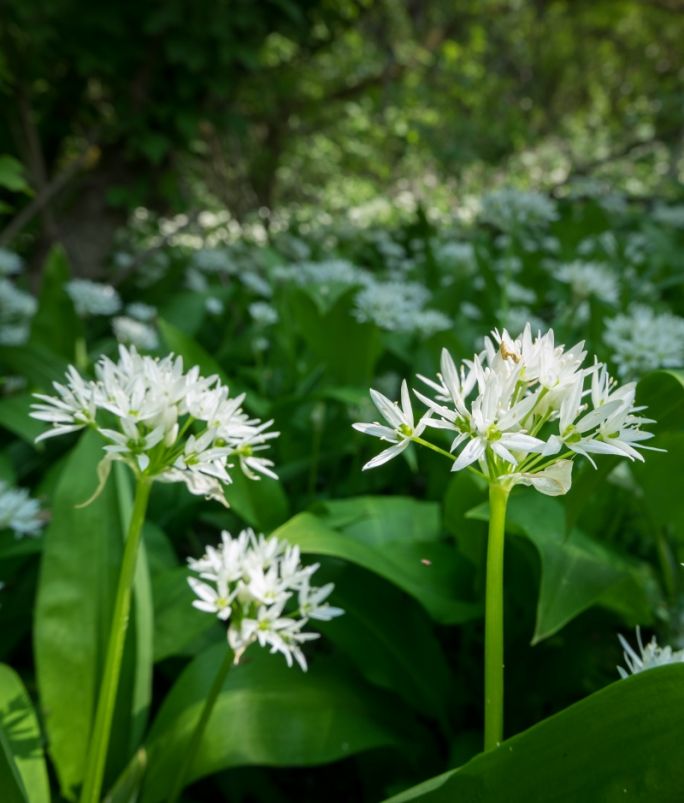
[79,477,152,803]
[411,436,456,462]
[167,649,234,803]
[484,481,510,751]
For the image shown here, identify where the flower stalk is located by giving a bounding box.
[79,476,152,803]
[484,481,510,751]
[167,648,235,803]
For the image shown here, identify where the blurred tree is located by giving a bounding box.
[0,0,682,274]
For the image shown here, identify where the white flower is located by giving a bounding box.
[188,529,343,669]
[617,627,684,678]
[30,346,279,506]
[555,261,619,305]
[352,380,429,470]
[126,302,157,321]
[0,481,45,537]
[604,304,684,378]
[0,249,22,276]
[479,189,558,231]
[66,279,122,317]
[355,324,656,492]
[249,301,278,326]
[112,316,159,350]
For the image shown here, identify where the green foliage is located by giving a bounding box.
[386,665,684,803]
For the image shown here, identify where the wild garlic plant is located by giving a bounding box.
[30,345,278,803]
[354,323,656,751]
[168,528,343,802]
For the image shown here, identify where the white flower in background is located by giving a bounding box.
[652,204,684,229]
[555,261,619,305]
[241,272,272,297]
[617,628,684,678]
[352,279,441,334]
[66,279,122,317]
[507,282,537,305]
[499,306,546,339]
[188,529,343,669]
[0,481,44,537]
[0,249,22,276]
[112,316,159,350]
[352,380,430,469]
[126,302,157,321]
[31,345,279,506]
[205,296,224,316]
[434,241,476,273]
[193,248,235,274]
[479,189,558,232]
[0,278,36,345]
[276,259,368,290]
[185,267,209,293]
[354,324,655,493]
[412,309,451,337]
[604,304,684,378]
[249,301,278,326]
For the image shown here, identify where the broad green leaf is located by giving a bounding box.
[386,665,684,802]
[140,646,418,803]
[318,564,452,725]
[632,432,684,544]
[284,287,382,385]
[0,344,69,389]
[0,664,50,803]
[159,294,207,338]
[152,567,222,662]
[0,395,44,443]
[316,496,441,543]
[0,726,28,803]
[274,511,481,624]
[468,491,654,642]
[29,246,83,361]
[223,467,290,532]
[34,432,153,798]
[636,369,684,433]
[103,749,147,803]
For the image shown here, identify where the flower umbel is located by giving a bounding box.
[354,324,657,494]
[188,529,343,669]
[30,345,278,505]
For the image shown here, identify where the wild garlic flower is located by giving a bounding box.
[478,189,558,232]
[188,529,343,669]
[30,346,279,505]
[0,249,22,276]
[0,481,45,537]
[66,279,122,317]
[125,302,157,322]
[112,316,159,350]
[604,304,684,378]
[354,324,656,494]
[555,261,619,305]
[249,301,278,326]
[617,628,684,678]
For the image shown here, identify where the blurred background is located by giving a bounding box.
[1,0,682,277]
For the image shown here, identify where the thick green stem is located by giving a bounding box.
[484,481,510,751]
[80,477,152,803]
[167,649,234,803]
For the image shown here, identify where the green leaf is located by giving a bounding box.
[385,665,684,802]
[319,564,452,725]
[632,433,684,544]
[316,496,441,542]
[223,467,290,532]
[0,394,45,443]
[34,432,153,798]
[274,510,481,624]
[29,246,83,361]
[0,727,28,803]
[468,491,653,642]
[0,664,50,803]
[284,287,382,385]
[636,369,684,433]
[140,646,416,803]
[0,344,69,389]
[0,155,31,194]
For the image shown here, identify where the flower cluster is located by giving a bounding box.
[478,189,558,232]
[66,279,122,317]
[30,346,278,505]
[188,529,343,669]
[353,280,450,335]
[0,480,45,537]
[604,304,684,378]
[354,324,656,494]
[617,628,684,678]
[0,278,37,346]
